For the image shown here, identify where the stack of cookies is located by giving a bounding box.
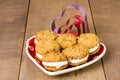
[35,30,100,71]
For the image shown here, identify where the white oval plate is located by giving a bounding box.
[25,36,106,76]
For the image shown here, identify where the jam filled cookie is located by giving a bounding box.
[78,33,100,55]
[35,30,57,44]
[62,44,89,66]
[35,39,60,60]
[41,52,68,71]
[56,34,76,49]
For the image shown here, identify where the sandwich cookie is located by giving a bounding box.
[62,44,89,66]
[78,33,100,55]
[56,34,76,49]
[41,52,68,71]
[35,30,57,44]
[35,39,60,60]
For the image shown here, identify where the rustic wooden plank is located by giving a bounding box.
[89,0,120,80]
[0,0,29,80]
[19,0,105,80]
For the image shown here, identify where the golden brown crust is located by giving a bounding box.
[35,39,60,54]
[44,64,68,71]
[78,33,99,48]
[41,52,67,62]
[36,30,57,41]
[62,44,89,59]
[56,34,76,48]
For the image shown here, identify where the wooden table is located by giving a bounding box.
[0,0,120,80]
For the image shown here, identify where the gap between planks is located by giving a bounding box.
[87,1,107,80]
[18,0,31,80]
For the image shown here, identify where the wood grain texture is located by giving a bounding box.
[0,0,29,80]
[89,0,120,80]
[19,0,105,80]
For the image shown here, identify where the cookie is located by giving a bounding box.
[35,30,57,44]
[78,33,100,55]
[41,52,68,71]
[56,34,76,49]
[35,39,60,60]
[62,44,89,66]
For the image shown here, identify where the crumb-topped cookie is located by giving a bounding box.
[62,44,89,66]
[42,52,68,71]
[35,30,57,44]
[78,33,100,55]
[56,34,76,48]
[35,39,60,60]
